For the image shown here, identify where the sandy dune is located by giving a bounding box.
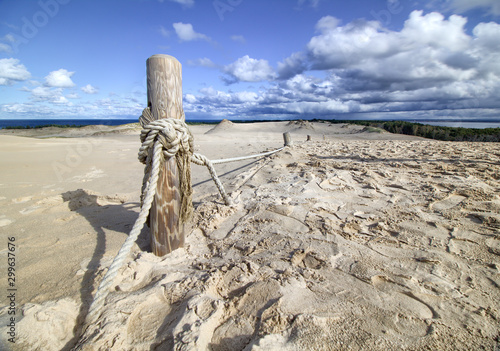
[0,121,498,350]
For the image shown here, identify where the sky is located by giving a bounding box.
[0,0,499,122]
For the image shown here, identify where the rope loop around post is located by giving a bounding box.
[139,107,194,164]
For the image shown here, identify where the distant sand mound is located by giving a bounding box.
[206,119,234,134]
[286,120,315,131]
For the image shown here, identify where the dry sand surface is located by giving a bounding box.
[0,120,499,350]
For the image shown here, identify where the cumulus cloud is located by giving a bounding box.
[281,10,497,90]
[184,94,197,104]
[277,52,308,80]
[173,22,211,42]
[81,84,98,94]
[30,87,69,104]
[45,69,75,88]
[223,55,276,84]
[0,58,31,85]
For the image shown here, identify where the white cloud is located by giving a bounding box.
[278,52,308,80]
[451,0,500,15]
[2,103,30,113]
[223,55,276,84]
[184,94,197,104]
[473,21,500,51]
[280,10,494,90]
[0,58,31,85]
[45,69,75,88]
[173,22,211,42]
[401,11,470,51]
[1,93,143,118]
[306,17,400,70]
[81,84,98,94]
[230,35,246,44]
[315,15,341,32]
[30,86,71,105]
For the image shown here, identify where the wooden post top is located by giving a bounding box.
[148,54,179,61]
[146,54,184,122]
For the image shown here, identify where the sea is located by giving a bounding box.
[0,118,219,129]
[414,121,500,129]
[0,119,499,130]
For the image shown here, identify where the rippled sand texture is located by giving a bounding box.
[0,121,498,350]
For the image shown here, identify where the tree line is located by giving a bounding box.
[314,120,500,142]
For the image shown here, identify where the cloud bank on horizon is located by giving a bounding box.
[0,0,499,121]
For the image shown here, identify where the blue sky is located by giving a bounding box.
[0,0,499,121]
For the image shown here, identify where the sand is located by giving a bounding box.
[0,121,498,350]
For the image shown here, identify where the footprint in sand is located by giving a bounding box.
[0,218,13,227]
[36,195,64,206]
[12,196,32,204]
[430,194,467,211]
[19,206,41,215]
[370,274,435,320]
[486,238,500,256]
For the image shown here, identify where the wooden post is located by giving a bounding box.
[146,54,185,256]
[283,132,292,147]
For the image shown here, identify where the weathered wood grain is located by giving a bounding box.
[146,54,185,256]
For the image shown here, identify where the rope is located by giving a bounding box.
[80,112,196,335]
[190,147,286,206]
[76,111,289,346]
[81,139,163,331]
[210,147,285,164]
[191,153,232,206]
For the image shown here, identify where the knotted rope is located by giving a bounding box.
[76,110,289,347]
[139,108,195,223]
[78,109,232,339]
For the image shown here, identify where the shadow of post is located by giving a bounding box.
[59,189,148,351]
